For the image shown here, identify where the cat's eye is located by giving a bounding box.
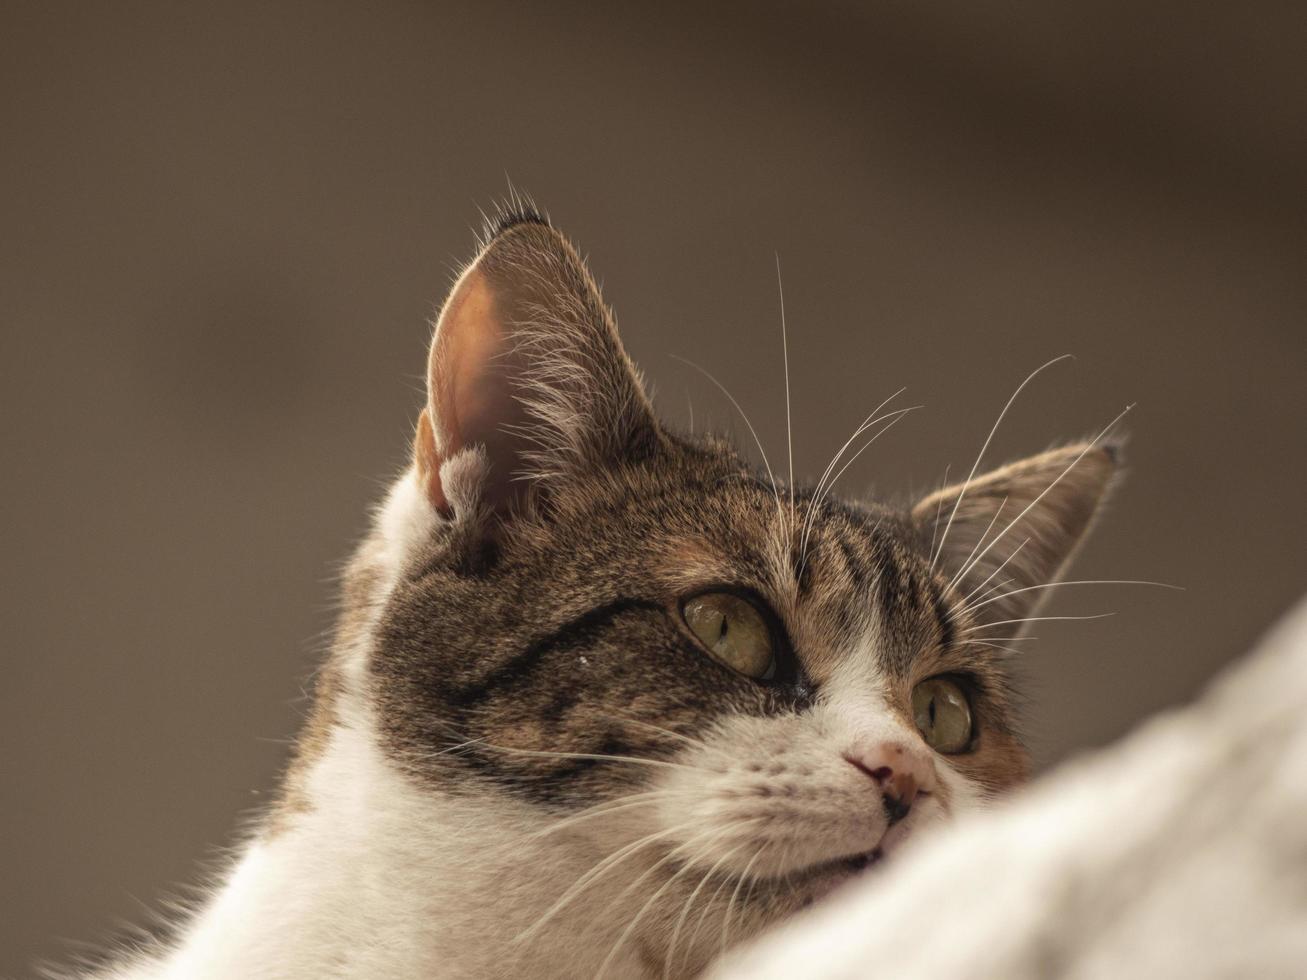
[912,677,973,754]
[681,592,776,680]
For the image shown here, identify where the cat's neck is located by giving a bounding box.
[105,716,655,980]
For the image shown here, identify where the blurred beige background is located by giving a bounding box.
[3,1,1305,974]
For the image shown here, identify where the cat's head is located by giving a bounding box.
[317,206,1118,973]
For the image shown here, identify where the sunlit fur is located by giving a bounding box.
[76,203,1118,980]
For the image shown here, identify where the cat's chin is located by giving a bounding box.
[790,846,887,907]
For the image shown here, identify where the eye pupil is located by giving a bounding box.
[929,698,936,726]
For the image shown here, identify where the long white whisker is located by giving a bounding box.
[595,823,749,980]
[968,640,1030,656]
[960,579,1182,618]
[811,389,907,505]
[957,541,1030,606]
[951,405,1134,587]
[422,735,489,757]
[928,463,952,564]
[513,821,700,944]
[931,355,1074,574]
[816,407,921,511]
[441,742,698,774]
[597,712,711,753]
[719,846,765,957]
[671,354,787,542]
[967,575,1017,608]
[664,841,750,980]
[946,496,1008,592]
[962,612,1116,633]
[796,408,923,582]
[800,389,906,558]
[776,253,794,522]
[681,846,753,975]
[797,396,911,578]
[516,792,690,844]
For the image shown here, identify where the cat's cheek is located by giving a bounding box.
[879,790,947,854]
[932,760,995,816]
[939,734,1031,803]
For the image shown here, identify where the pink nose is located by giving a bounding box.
[844,741,936,825]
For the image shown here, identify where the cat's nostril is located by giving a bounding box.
[844,754,891,783]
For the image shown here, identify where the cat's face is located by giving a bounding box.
[326,208,1116,975]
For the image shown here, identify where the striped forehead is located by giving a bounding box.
[794,506,950,682]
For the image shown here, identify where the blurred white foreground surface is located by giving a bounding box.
[712,596,1307,980]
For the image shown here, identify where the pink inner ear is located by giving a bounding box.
[415,266,530,516]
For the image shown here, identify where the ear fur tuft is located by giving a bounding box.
[414,213,660,519]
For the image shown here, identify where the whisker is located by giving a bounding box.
[797,399,914,579]
[596,712,712,753]
[719,846,765,958]
[671,354,789,557]
[950,404,1134,589]
[927,463,952,565]
[662,850,737,980]
[512,791,692,845]
[967,574,1017,608]
[967,641,1029,656]
[809,390,907,510]
[957,541,1030,607]
[931,355,1074,574]
[959,579,1183,618]
[420,735,490,757]
[776,253,795,523]
[739,859,764,941]
[513,821,701,945]
[962,612,1116,633]
[594,823,749,980]
[799,410,918,580]
[948,495,1008,593]
[798,389,906,569]
[681,843,754,975]
[815,406,921,510]
[433,740,700,774]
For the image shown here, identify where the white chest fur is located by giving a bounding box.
[100,720,653,980]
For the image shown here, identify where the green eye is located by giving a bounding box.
[682,592,776,680]
[912,677,973,754]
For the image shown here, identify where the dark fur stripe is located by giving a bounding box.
[453,732,648,805]
[447,598,661,708]
[932,584,955,651]
[871,535,903,624]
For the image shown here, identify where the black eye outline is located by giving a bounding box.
[674,585,799,686]
[911,673,977,755]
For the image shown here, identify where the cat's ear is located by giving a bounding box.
[414,213,660,517]
[911,443,1120,629]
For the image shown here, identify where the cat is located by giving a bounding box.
[77,202,1120,980]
